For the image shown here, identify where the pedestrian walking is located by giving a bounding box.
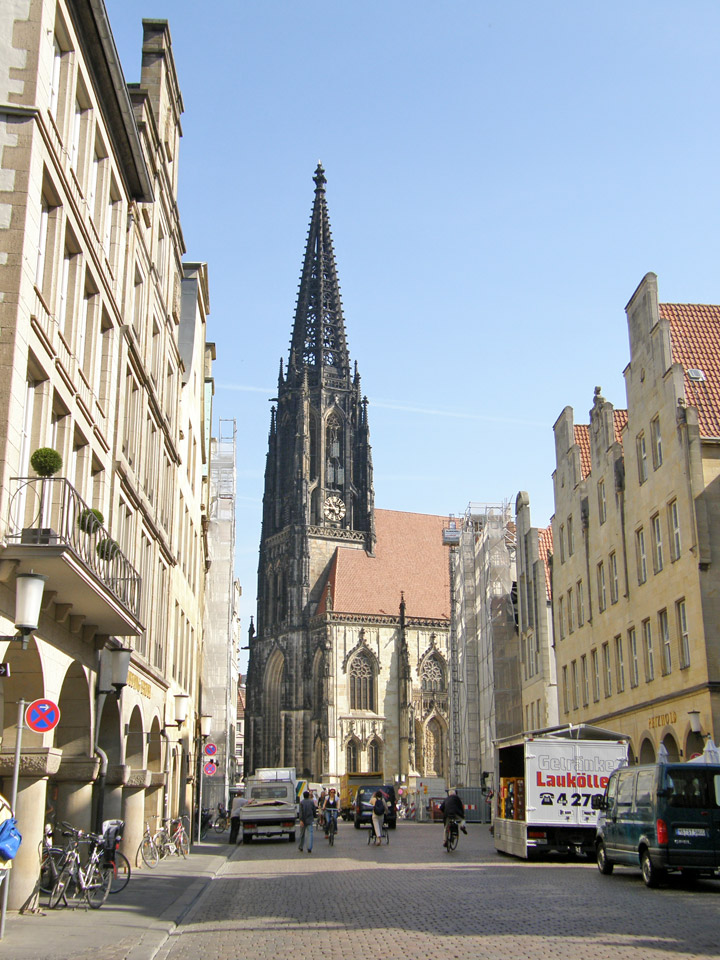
[229,793,247,844]
[298,791,316,853]
[370,790,387,845]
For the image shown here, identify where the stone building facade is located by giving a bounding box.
[0,2,210,907]
[552,273,719,763]
[246,167,451,785]
[515,492,558,732]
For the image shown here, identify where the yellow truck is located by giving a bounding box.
[339,771,382,820]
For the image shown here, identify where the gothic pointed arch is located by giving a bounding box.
[347,646,377,712]
[342,629,380,674]
[424,715,447,780]
[312,646,326,720]
[345,735,361,773]
[419,651,447,693]
[367,737,383,773]
[264,647,286,765]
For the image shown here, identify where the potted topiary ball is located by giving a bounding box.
[78,507,104,535]
[30,447,63,477]
[96,538,119,561]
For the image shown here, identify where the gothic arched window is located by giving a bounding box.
[325,415,344,489]
[421,655,445,692]
[349,653,375,711]
[347,738,358,773]
[368,738,381,773]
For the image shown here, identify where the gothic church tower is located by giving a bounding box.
[246,165,375,776]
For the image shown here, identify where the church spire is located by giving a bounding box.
[288,164,350,381]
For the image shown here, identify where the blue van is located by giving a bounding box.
[595,762,720,886]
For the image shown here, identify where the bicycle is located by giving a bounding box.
[213,814,229,834]
[367,820,389,845]
[327,815,337,846]
[101,820,131,893]
[49,827,113,909]
[138,819,160,868]
[169,816,190,857]
[444,816,460,852]
[39,823,70,898]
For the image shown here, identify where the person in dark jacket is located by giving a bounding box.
[298,791,316,853]
[440,789,467,847]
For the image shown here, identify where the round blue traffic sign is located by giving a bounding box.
[26,698,61,733]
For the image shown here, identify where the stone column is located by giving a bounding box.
[103,764,130,825]
[121,772,150,866]
[53,756,100,835]
[0,747,62,910]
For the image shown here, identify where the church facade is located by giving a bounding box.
[245,167,452,784]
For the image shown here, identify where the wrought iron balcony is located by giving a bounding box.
[3,477,142,636]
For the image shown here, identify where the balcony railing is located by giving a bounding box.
[6,477,141,619]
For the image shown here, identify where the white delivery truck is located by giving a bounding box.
[240,768,299,843]
[493,724,629,859]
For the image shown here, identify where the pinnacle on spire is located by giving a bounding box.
[288,165,350,379]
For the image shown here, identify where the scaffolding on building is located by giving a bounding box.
[202,419,238,810]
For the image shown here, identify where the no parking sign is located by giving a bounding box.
[25,698,61,733]
[204,761,217,776]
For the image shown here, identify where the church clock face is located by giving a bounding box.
[324,496,346,522]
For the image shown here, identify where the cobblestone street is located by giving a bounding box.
[158,822,720,960]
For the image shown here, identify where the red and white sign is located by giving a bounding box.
[25,698,61,733]
[204,742,217,757]
[204,761,217,776]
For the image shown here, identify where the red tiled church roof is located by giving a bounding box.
[661,303,720,438]
[318,509,451,621]
[537,526,553,601]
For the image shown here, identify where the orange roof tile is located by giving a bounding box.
[660,303,720,437]
[537,526,553,601]
[319,509,451,621]
[574,425,591,479]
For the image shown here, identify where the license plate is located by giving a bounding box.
[675,827,708,838]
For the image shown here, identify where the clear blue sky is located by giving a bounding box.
[105,0,720,672]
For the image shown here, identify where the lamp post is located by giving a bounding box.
[94,647,132,834]
[196,714,212,844]
[0,571,46,939]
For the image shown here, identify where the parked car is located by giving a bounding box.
[353,784,397,829]
[594,761,720,886]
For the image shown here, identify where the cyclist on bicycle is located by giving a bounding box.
[322,787,339,838]
[440,789,467,847]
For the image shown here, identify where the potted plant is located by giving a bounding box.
[30,447,63,477]
[96,538,119,561]
[78,507,104,535]
[20,448,63,545]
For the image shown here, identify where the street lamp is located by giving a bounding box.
[173,693,190,726]
[688,710,702,735]
[200,714,212,738]
[10,571,47,649]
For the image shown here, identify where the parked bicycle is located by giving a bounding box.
[213,813,229,834]
[101,819,131,893]
[48,825,113,908]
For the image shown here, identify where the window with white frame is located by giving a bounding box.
[591,648,600,701]
[559,523,566,563]
[610,551,619,603]
[677,599,690,669]
[577,580,584,626]
[558,595,566,640]
[636,527,647,584]
[614,635,625,692]
[637,432,648,484]
[659,608,671,675]
[571,660,579,710]
[567,587,574,633]
[581,654,589,706]
[629,627,639,687]
[602,642,612,697]
[652,513,664,573]
[643,618,654,681]
[597,478,607,524]
[668,499,681,561]
[567,514,574,556]
[597,561,606,612]
[651,415,663,469]
[562,665,569,714]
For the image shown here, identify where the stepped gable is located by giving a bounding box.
[318,509,451,621]
[661,302,720,438]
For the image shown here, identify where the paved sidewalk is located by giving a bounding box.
[0,833,239,960]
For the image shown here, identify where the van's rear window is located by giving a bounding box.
[665,769,719,808]
[250,786,291,799]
